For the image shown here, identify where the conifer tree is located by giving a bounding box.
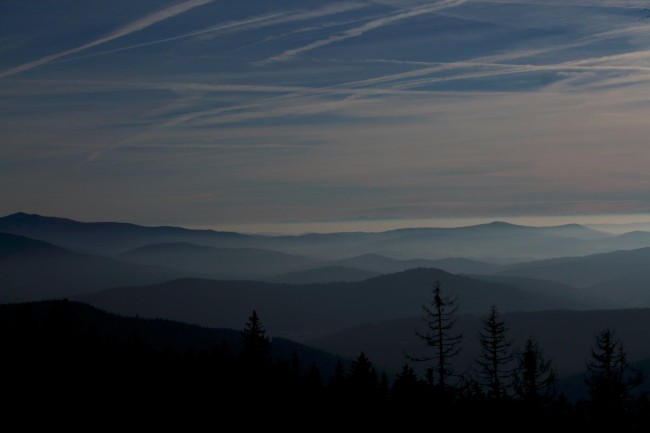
[240,310,271,366]
[392,364,421,401]
[476,305,513,399]
[348,352,378,396]
[513,338,555,404]
[585,328,643,418]
[412,281,462,390]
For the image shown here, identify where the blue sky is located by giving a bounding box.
[2,0,650,231]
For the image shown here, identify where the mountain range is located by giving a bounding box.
[5,211,650,396]
[4,212,650,261]
[75,268,591,338]
[0,232,180,301]
[119,242,316,280]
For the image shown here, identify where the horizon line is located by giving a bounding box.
[4,211,650,236]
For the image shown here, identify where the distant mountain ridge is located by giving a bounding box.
[269,265,379,284]
[498,246,650,287]
[3,212,640,262]
[76,267,590,338]
[334,253,502,274]
[0,212,250,255]
[0,232,181,301]
[118,242,316,279]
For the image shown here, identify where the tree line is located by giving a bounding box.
[1,297,649,427]
[391,281,646,427]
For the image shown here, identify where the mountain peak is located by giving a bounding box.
[4,212,38,219]
[486,221,518,227]
[466,221,525,230]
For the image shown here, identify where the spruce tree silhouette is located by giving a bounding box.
[240,310,271,365]
[239,310,272,398]
[476,305,513,400]
[411,281,462,391]
[391,364,422,402]
[513,338,555,405]
[585,328,643,421]
[348,352,378,397]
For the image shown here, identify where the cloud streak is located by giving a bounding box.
[4,0,650,226]
[50,3,367,65]
[0,0,214,79]
[261,0,467,64]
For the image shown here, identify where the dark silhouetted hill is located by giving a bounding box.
[497,247,650,287]
[0,212,251,255]
[0,232,181,301]
[119,242,316,279]
[76,268,591,338]
[0,299,345,417]
[334,253,502,274]
[470,274,596,308]
[0,299,340,371]
[308,308,650,377]
[586,268,650,308]
[270,265,379,284]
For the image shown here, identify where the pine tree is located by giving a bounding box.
[327,359,346,395]
[348,352,378,396]
[240,310,271,366]
[476,305,513,400]
[412,281,462,390]
[391,364,421,401]
[585,328,643,418]
[513,338,555,404]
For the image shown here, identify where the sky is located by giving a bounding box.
[2,0,650,233]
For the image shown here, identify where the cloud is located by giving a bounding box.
[343,24,650,89]
[0,0,214,79]
[50,3,368,65]
[260,0,467,64]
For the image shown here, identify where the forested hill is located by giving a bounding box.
[0,299,342,377]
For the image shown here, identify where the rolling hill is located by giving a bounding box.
[0,299,342,373]
[586,268,650,308]
[270,265,379,284]
[0,232,181,301]
[0,212,251,255]
[497,247,650,287]
[334,253,502,275]
[4,212,645,262]
[118,242,316,279]
[76,268,591,338]
[308,308,650,377]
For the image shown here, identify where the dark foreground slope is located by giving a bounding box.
[0,299,340,372]
[2,301,648,428]
[0,300,346,420]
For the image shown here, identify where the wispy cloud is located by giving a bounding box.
[51,3,368,65]
[52,13,285,64]
[260,0,467,64]
[4,0,650,225]
[0,0,214,79]
[343,24,650,89]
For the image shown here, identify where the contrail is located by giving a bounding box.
[342,24,650,88]
[0,0,213,79]
[50,3,366,65]
[260,0,467,64]
[52,14,284,64]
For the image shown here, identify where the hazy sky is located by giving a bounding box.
[2,0,650,231]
